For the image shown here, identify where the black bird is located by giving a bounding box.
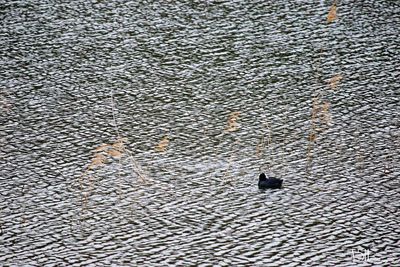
[258,173,283,189]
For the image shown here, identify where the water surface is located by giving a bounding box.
[1,0,399,266]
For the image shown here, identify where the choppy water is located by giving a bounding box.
[1,0,399,266]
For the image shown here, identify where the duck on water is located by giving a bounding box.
[258,173,283,189]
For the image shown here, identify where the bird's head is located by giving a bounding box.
[259,173,267,181]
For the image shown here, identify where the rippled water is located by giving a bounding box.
[1,0,399,266]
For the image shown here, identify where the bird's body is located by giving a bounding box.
[258,173,283,189]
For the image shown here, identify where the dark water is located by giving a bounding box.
[1,0,399,266]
